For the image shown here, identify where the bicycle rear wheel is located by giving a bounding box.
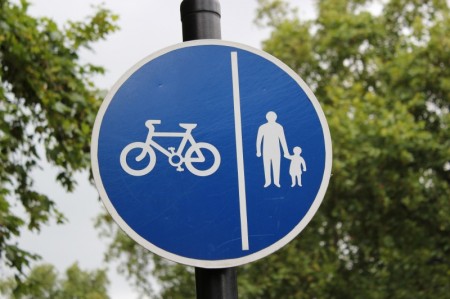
[120,142,156,176]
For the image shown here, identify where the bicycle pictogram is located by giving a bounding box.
[120,120,221,177]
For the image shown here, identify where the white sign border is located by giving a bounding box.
[91,40,332,269]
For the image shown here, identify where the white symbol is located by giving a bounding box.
[286,146,307,187]
[120,120,221,177]
[231,51,249,251]
[256,111,307,189]
[256,111,289,188]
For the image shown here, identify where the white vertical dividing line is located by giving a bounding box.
[231,52,249,251]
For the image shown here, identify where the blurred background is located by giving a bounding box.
[1,0,448,298]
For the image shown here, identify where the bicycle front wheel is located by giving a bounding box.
[120,142,156,176]
[184,142,221,177]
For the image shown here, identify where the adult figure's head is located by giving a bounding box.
[266,111,277,123]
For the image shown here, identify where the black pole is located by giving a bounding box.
[180,1,238,299]
[195,268,238,299]
[180,0,221,41]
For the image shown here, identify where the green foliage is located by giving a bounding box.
[0,0,118,288]
[0,263,109,298]
[254,0,297,28]
[97,0,449,298]
[242,0,450,298]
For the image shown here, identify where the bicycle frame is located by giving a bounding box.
[139,125,205,162]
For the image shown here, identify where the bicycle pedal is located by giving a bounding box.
[176,167,184,172]
[168,147,175,152]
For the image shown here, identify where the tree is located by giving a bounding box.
[97,0,449,298]
[0,263,109,298]
[0,0,117,289]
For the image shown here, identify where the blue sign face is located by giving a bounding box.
[91,40,332,268]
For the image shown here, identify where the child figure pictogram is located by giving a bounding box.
[286,146,307,187]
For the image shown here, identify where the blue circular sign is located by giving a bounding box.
[91,40,332,268]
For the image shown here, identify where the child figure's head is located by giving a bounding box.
[293,146,302,155]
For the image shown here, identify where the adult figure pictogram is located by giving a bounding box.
[256,111,289,187]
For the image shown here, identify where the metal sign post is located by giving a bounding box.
[180,1,238,298]
[180,0,221,41]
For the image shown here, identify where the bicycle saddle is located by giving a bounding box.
[179,123,197,130]
[145,120,161,127]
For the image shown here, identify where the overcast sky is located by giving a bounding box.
[14,1,315,298]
